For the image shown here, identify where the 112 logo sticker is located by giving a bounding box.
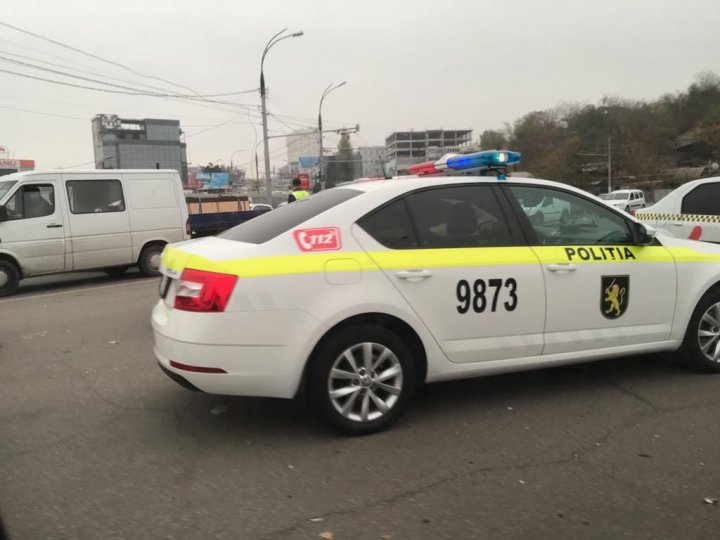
[293,227,342,252]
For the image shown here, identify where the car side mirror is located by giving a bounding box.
[632,221,655,245]
[0,205,7,222]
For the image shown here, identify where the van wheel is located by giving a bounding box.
[138,245,164,277]
[0,260,20,297]
[104,266,130,276]
[680,288,720,373]
[307,324,417,435]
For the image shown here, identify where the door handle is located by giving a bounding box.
[671,222,684,227]
[46,223,63,228]
[546,263,577,273]
[395,269,433,281]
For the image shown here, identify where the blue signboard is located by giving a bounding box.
[197,172,230,189]
[298,156,318,168]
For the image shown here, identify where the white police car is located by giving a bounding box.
[152,151,720,434]
[636,176,720,243]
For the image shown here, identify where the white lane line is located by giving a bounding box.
[0,279,154,303]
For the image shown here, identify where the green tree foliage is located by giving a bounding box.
[495,72,720,189]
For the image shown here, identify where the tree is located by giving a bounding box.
[479,130,509,150]
[334,132,356,187]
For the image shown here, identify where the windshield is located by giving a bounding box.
[0,181,17,202]
[609,192,631,200]
[219,188,362,244]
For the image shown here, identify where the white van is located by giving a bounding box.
[0,169,189,296]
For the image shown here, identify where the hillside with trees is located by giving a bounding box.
[480,72,720,193]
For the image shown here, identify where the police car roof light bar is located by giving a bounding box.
[408,150,521,176]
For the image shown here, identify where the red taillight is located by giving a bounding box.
[174,268,237,312]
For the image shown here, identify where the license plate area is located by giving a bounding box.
[159,275,171,299]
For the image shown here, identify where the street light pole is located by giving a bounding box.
[317,81,347,192]
[260,28,304,201]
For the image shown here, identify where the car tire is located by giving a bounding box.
[104,266,130,276]
[138,244,164,277]
[680,287,720,373]
[307,324,417,435]
[624,205,630,213]
[0,259,20,297]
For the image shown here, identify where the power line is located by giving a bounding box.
[0,57,257,105]
[0,103,87,121]
[0,20,200,95]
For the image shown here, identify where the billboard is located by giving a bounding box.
[196,172,230,189]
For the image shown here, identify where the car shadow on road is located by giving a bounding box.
[14,269,152,297]
[169,353,686,441]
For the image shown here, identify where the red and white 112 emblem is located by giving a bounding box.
[293,227,342,252]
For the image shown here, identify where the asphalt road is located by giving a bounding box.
[1,273,720,540]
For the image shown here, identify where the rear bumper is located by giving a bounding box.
[151,301,323,399]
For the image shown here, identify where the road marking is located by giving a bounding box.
[0,279,154,304]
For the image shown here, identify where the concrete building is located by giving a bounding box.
[91,114,187,183]
[358,146,387,178]
[286,128,320,165]
[385,129,473,175]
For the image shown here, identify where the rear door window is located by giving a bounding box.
[681,183,720,216]
[219,188,362,244]
[358,185,513,249]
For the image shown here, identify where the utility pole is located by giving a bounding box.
[317,81,347,191]
[607,132,612,195]
[259,29,303,202]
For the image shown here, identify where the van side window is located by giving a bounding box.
[66,180,125,214]
[5,184,55,220]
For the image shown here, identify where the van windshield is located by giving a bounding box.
[0,181,17,202]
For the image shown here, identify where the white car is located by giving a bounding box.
[152,151,720,435]
[636,176,720,243]
[250,203,273,212]
[605,189,646,213]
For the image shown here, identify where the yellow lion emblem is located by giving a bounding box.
[604,283,626,317]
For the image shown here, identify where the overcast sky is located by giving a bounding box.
[1,0,719,172]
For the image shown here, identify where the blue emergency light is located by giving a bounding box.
[409,150,521,176]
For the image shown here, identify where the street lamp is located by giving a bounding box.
[260,28,304,202]
[317,81,346,191]
[230,149,243,170]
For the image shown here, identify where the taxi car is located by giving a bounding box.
[636,176,720,243]
[152,151,720,435]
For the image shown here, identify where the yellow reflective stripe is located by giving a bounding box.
[368,247,539,269]
[161,243,720,280]
[665,247,720,263]
[532,245,673,263]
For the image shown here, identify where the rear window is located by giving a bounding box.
[219,188,362,244]
[681,183,720,216]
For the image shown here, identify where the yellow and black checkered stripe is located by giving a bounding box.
[637,213,720,223]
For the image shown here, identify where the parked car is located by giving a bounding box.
[605,189,646,213]
[636,176,720,243]
[250,203,273,212]
[152,150,720,434]
[0,169,188,296]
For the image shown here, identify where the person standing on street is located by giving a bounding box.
[288,178,310,203]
